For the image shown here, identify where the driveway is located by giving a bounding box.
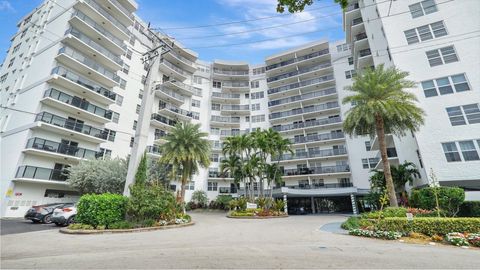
[1,219,59,235]
[1,212,479,269]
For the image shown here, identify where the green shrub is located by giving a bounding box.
[228,199,238,210]
[140,219,156,227]
[410,187,465,217]
[362,207,407,219]
[373,217,480,236]
[68,223,94,230]
[76,193,128,228]
[237,197,248,211]
[230,210,254,217]
[214,195,233,210]
[458,201,480,217]
[127,183,177,222]
[341,217,360,230]
[272,199,284,212]
[108,220,135,230]
[190,190,208,208]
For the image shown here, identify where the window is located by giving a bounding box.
[250,80,259,88]
[336,43,349,52]
[426,46,458,67]
[447,104,480,126]
[116,95,123,106]
[122,63,130,74]
[211,154,219,162]
[125,49,132,60]
[362,158,379,169]
[442,142,461,162]
[133,120,137,130]
[348,57,353,65]
[138,90,143,99]
[459,141,479,161]
[210,127,219,135]
[365,141,371,151]
[105,129,116,142]
[191,112,200,120]
[7,58,15,68]
[129,35,135,46]
[130,137,134,147]
[119,78,127,89]
[112,112,120,123]
[245,116,250,122]
[136,104,141,114]
[186,181,195,190]
[208,182,218,191]
[192,99,200,108]
[193,76,202,84]
[20,29,27,38]
[252,115,265,123]
[421,74,470,97]
[12,43,21,53]
[404,21,447,44]
[211,103,220,111]
[253,67,265,75]
[0,73,8,84]
[193,87,202,97]
[345,70,356,79]
[245,93,250,99]
[213,81,221,88]
[361,159,369,169]
[251,103,260,111]
[409,0,437,18]
[251,91,264,99]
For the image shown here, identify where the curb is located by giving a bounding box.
[226,215,288,219]
[59,221,195,235]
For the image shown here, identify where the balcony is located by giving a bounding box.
[213,68,249,80]
[219,187,237,194]
[211,92,241,104]
[33,112,108,143]
[42,88,112,123]
[210,116,240,127]
[159,59,190,81]
[154,130,168,144]
[14,166,69,184]
[290,131,345,146]
[64,27,123,70]
[150,113,178,130]
[272,148,348,162]
[219,129,249,138]
[274,183,356,196]
[97,0,134,26]
[374,148,399,170]
[146,145,162,157]
[56,46,119,87]
[220,104,250,115]
[70,10,126,54]
[356,48,373,70]
[49,66,116,105]
[154,84,185,106]
[272,116,342,133]
[24,137,102,162]
[352,17,363,26]
[345,2,359,12]
[158,103,196,120]
[266,61,332,86]
[267,74,335,98]
[208,171,232,179]
[163,51,196,74]
[211,141,223,151]
[163,80,195,96]
[281,165,350,177]
[268,87,337,111]
[269,101,339,122]
[266,48,330,74]
[76,0,129,39]
[221,81,250,92]
[370,134,394,151]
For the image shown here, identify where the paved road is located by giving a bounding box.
[1,219,59,235]
[1,212,479,269]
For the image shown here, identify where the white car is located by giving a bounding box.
[51,203,77,226]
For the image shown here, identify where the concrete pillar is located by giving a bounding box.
[311,197,316,214]
[283,193,288,215]
[350,194,358,215]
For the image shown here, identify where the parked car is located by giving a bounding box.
[51,203,77,226]
[24,203,72,224]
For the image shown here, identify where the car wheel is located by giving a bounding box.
[67,215,75,225]
[42,214,52,224]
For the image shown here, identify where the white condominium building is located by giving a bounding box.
[1,0,478,217]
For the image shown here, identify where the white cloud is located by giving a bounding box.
[0,0,14,12]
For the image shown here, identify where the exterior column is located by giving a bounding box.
[311,196,316,214]
[283,193,288,215]
[350,194,358,215]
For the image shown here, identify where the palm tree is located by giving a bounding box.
[342,65,425,207]
[220,154,242,193]
[392,161,421,193]
[161,122,211,203]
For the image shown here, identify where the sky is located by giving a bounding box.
[0,0,345,65]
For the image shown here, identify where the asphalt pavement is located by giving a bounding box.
[1,218,59,235]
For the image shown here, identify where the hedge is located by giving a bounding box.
[373,217,480,236]
[76,193,128,228]
[458,201,480,217]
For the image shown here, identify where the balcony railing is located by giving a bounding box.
[267,62,332,83]
[109,0,134,20]
[346,3,359,12]
[161,59,190,76]
[165,80,195,93]
[355,32,367,41]
[16,166,68,182]
[213,68,249,76]
[290,131,345,144]
[154,130,168,140]
[159,103,195,119]
[268,74,334,95]
[359,48,372,57]
[272,116,342,132]
[35,112,108,139]
[268,88,336,107]
[212,92,240,99]
[352,17,363,26]
[221,104,250,111]
[26,137,101,159]
[51,66,116,101]
[209,171,231,178]
[65,27,123,66]
[44,88,113,120]
[222,81,249,88]
[72,10,126,50]
[211,116,240,124]
[220,129,249,137]
[266,48,330,70]
[58,46,119,83]
[151,113,178,127]
[219,187,237,194]
[211,141,223,149]
[146,145,162,155]
[272,148,347,161]
[167,50,194,66]
[155,85,185,101]
[84,0,129,34]
[269,101,339,120]
[283,182,353,190]
[281,165,350,176]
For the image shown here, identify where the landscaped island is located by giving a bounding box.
[227,197,287,218]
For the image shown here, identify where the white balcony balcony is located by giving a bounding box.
[272,116,343,135]
[154,84,185,106]
[14,166,71,185]
[269,102,340,124]
[158,103,195,121]
[98,0,135,26]
[370,134,394,151]
[268,87,337,112]
[211,92,241,104]
[220,104,250,116]
[23,137,102,163]
[265,46,330,76]
[221,81,250,92]
[266,61,332,89]
[210,116,241,128]
[267,74,335,99]
[374,148,399,170]
[150,113,178,130]
[355,48,374,70]
[163,80,195,96]
[273,148,348,165]
[159,59,190,82]
[163,51,196,74]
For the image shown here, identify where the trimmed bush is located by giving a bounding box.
[190,190,208,208]
[362,207,407,219]
[108,220,135,230]
[410,187,465,217]
[68,223,94,230]
[127,184,177,222]
[373,217,480,236]
[458,201,480,217]
[341,217,360,230]
[76,193,128,228]
[210,195,233,210]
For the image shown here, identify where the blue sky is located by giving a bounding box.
[0,0,345,64]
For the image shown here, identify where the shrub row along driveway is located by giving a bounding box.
[1,212,479,269]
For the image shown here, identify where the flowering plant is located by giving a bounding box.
[349,229,402,240]
[446,232,469,246]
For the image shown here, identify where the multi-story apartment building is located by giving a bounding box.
[1,0,478,217]
[343,0,480,199]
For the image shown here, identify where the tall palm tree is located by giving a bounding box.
[220,154,242,193]
[391,161,421,193]
[161,122,211,203]
[342,65,425,207]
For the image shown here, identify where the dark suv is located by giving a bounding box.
[24,203,72,224]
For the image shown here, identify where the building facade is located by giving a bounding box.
[1,0,479,217]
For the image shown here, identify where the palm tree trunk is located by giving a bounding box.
[375,115,398,207]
